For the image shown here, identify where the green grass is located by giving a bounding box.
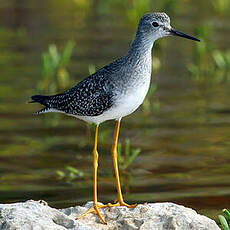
[211,0,230,14]
[56,138,141,181]
[38,40,75,94]
[187,23,230,83]
[117,139,141,170]
[56,166,85,181]
[219,209,230,230]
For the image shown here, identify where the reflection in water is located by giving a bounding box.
[0,0,230,223]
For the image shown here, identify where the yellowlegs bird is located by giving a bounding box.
[30,12,200,224]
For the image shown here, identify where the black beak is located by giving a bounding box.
[170,29,200,42]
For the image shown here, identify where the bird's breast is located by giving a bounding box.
[111,72,151,118]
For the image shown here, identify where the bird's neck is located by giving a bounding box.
[128,32,154,59]
[125,32,154,73]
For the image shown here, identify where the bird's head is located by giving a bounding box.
[137,12,200,42]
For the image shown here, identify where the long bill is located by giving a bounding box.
[170,29,200,42]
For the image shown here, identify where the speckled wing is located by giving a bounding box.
[32,74,114,117]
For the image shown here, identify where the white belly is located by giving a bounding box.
[75,76,151,124]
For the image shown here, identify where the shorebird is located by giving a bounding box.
[30,12,200,224]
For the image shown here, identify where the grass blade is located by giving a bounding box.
[218,215,230,230]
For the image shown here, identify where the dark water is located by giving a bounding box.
[1,0,230,222]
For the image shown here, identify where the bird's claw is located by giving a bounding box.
[76,204,107,224]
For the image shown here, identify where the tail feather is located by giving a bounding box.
[30,95,53,115]
[29,95,50,106]
[30,94,66,115]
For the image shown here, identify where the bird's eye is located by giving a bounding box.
[152,22,159,27]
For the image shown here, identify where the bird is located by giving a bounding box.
[30,12,200,224]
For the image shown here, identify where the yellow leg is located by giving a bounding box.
[77,125,106,224]
[109,119,137,208]
[77,120,137,223]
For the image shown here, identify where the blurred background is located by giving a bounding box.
[0,0,230,222]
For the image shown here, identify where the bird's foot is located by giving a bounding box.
[76,203,106,224]
[102,200,137,208]
[76,201,137,224]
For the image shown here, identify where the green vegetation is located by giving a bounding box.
[211,0,230,14]
[56,166,85,181]
[219,209,230,230]
[38,41,75,94]
[88,64,96,75]
[117,139,141,170]
[187,23,230,83]
[56,138,140,181]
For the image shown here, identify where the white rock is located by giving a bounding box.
[0,200,220,230]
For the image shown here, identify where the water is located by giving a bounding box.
[1,0,230,222]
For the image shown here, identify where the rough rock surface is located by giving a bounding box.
[0,200,220,230]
